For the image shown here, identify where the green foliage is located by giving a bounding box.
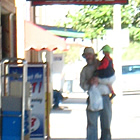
[59,0,140,62]
[54,46,81,64]
[66,5,114,39]
[121,3,135,28]
[129,27,140,42]
[64,0,140,41]
[122,42,140,61]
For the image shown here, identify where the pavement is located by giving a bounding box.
[49,92,140,140]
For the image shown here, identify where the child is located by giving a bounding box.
[95,45,116,100]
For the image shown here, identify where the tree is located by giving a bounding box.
[61,0,140,62]
[66,5,113,39]
[64,0,140,42]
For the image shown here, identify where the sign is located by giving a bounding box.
[53,54,64,73]
[30,0,128,5]
[9,64,46,140]
[28,65,46,139]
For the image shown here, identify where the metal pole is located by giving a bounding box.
[9,13,15,58]
[0,0,2,60]
[113,4,122,95]
[21,59,27,140]
[113,5,121,31]
[0,62,2,140]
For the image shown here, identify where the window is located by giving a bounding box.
[122,65,140,75]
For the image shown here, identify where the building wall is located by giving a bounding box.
[1,0,16,59]
[1,15,10,58]
[1,0,15,14]
[1,14,17,58]
[0,1,1,60]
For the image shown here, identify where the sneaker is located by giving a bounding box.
[53,106,64,110]
[110,94,116,100]
[62,97,68,101]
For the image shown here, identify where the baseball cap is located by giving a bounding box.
[82,47,95,58]
[101,45,113,53]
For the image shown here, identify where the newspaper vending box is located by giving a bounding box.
[0,58,31,140]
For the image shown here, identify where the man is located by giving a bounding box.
[80,47,112,140]
[53,89,68,110]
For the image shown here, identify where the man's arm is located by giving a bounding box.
[80,68,90,91]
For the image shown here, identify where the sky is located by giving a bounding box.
[40,5,83,26]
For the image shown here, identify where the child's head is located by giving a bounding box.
[101,45,113,54]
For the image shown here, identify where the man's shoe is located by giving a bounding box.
[110,94,116,100]
[62,97,68,101]
[53,106,64,110]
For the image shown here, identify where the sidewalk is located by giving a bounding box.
[51,139,140,140]
[51,138,140,140]
[50,92,140,140]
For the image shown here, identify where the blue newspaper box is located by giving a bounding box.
[2,111,21,140]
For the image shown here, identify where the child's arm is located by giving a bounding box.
[98,57,109,70]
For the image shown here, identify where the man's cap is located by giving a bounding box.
[82,47,95,58]
[101,45,113,53]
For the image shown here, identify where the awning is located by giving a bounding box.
[38,24,86,48]
[38,25,85,38]
[24,21,67,51]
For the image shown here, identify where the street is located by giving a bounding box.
[50,92,140,140]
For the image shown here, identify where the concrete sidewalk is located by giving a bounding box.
[51,138,140,140]
[50,92,140,140]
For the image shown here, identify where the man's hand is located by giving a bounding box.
[88,77,99,86]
